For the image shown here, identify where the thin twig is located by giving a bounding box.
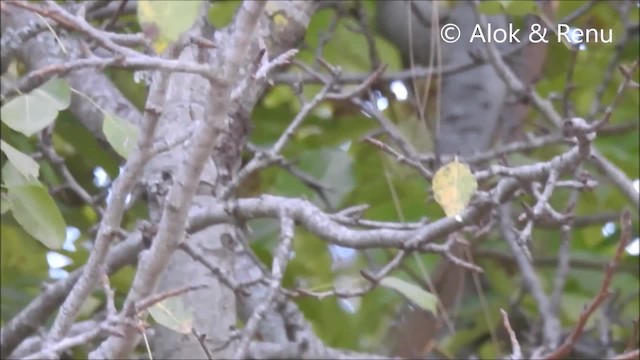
[220,80,335,199]
[135,284,208,314]
[45,70,171,346]
[38,126,99,213]
[543,209,633,359]
[191,328,214,360]
[179,242,242,294]
[501,309,522,360]
[233,213,295,359]
[273,40,527,85]
[24,324,105,360]
[470,0,639,209]
[612,349,640,360]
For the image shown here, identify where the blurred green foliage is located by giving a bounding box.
[0,0,638,357]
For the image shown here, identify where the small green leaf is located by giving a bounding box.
[334,275,367,293]
[0,140,40,180]
[148,295,193,334]
[52,133,76,157]
[78,296,102,318]
[2,162,40,187]
[36,77,72,110]
[0,78,70,136]
[1,193,9,214]
[6,184,66,249]
[137,0,200,53]
[380,276,438,314]
[1,95,58,136]
[102,113,139,158]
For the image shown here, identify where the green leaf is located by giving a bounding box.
[561,293,597,326]
[0,78,70,136]
[348,139,431,222]
[102,113,139,158]
[269,148,354,208]
[2,162,40,187]
[37,77,72,109]
[6,184,66,249]
[78,296,102,318]
[432,157,478,217]
[505,0,537,16]
[334,274,367,293]
[208,0,241,28]
[0,192,9,214]
[305,148,354,207]
[137,0,200,53]
[0,140,40,180]
[1,223,50,321]
[148,295,193,334]
[380,276,437,314]
[477,1,506,15]
[396,115,433,154]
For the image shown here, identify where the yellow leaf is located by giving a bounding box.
[265,1,289,27]
[137,0,200,53]
[432,157,477,217]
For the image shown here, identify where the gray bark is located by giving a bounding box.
[376,0,513,156]
[112,2,315,358]
[436,4,511,155]
[142,33,239,358]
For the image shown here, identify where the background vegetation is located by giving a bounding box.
[1,1,638,359]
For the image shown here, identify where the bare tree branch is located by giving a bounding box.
[1,231,145,359]
[89,1,267,358]
[234,213,295,359]
[45,70,170,349]
[543,209,633,359]
[470,0,639,210]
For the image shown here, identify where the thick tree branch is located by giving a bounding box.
[45,71,170,348]
[89,1,266,358]
[189,134,593,252]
